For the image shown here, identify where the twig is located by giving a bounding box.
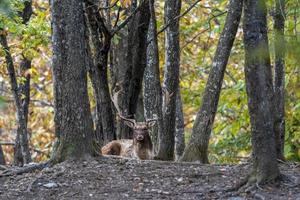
[181,28,210,50]
[113,7,122,29]
[157,0,202,35]
[225,70,237,84]
[256,182,264,191]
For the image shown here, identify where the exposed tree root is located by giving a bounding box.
[0,165,8,170]
[0,161,50,177]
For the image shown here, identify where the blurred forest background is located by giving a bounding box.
[0,0,299,164]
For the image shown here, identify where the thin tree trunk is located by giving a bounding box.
[0,0,33,166]
[144,0,164,154]
[0,145,5,165]
[84,1,116,145]
[86,40,105,146]
[50,0,94,163]
[180,0,242,163]
[243,0,280,183]
[111,30,128,139]
[155,0,181,160]
[273,0,285,160]
[118,0,150,139]
[0,35,32,166]
[175,87,185,160]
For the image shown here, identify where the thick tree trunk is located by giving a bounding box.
[143,0,164,154]
[84,1,116,145]
[273,0,285,160]
[118,0,150,139]
[51,0,94,162]
[175,87,185,160]
[155,0,181,160]
[243,0,280,183]
[180,0,242,163]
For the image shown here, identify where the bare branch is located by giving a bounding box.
[181,28,210,50]
[113,7,122,29]
[157,0,202,35]
[111,0,146,36]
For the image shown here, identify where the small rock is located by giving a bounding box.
[43,182,58,188]
[227,197,246,200]
[176,177,183,182]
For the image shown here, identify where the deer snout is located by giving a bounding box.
[136,135,144,141]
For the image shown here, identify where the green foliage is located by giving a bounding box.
[0,0,11,15]
[0,96,6,108]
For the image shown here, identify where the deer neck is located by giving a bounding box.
[133,136,153,160]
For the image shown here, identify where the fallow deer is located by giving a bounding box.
[101,90,156,160]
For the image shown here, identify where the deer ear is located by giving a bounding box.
[147,120,156,128]
[124,121,135,129]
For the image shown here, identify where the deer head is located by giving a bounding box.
[111,89,156,148]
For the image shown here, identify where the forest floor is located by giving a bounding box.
[0,156,299,200]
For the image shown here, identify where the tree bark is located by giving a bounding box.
[243,0,280,183]
[51,0,94,162]
[175,87,185,160]
[84,1,116,145]
[0,0,33,166]
[0,35,32,166]
[143,0,164,154]
[180,0,242,163]
[0,145,5,165]
[155,0,181,160]
[118,0,150,139]
[273,0,285,160]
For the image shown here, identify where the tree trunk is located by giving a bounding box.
[84,1,116,145]
[143,0,164,154]
[155,0,181,160]
[111,29,128,139]
[273,0,285,160]
[0,0,33,166]
[175,87,185,160]
[51,0,94,163]
[0,35,32,166]
[118,0,150,139]
[0,145,5,165]
[180,0,242,163]
[243,0,280,183]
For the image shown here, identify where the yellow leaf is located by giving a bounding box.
[120,0,132,8]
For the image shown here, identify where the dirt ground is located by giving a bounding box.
[0,156,299,200]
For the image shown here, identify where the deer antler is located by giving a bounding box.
[111,89,136,126]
